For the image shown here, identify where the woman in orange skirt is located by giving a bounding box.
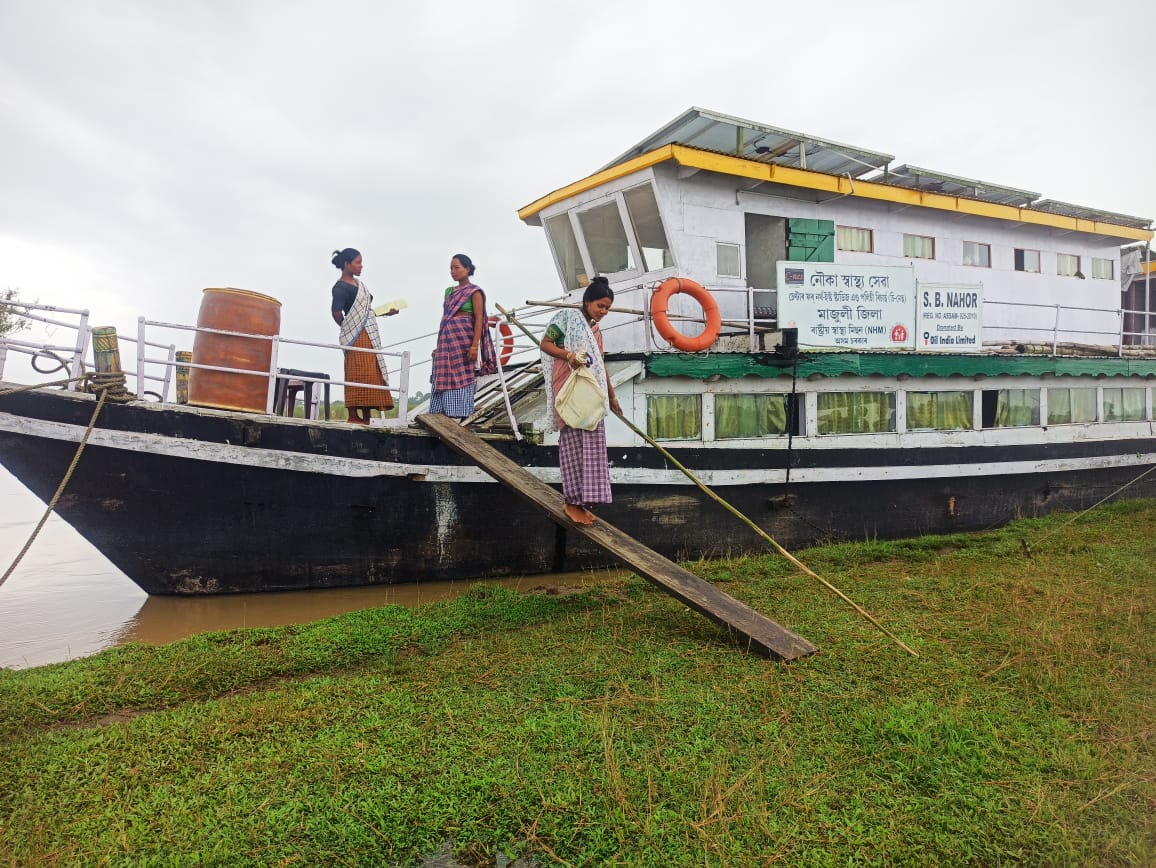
[330,247,396,424]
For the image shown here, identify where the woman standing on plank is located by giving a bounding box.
[540,276,621,525]
[330,247,397,425]
[430,253,497,419]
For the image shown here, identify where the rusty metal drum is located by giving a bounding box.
[188,288,281,412]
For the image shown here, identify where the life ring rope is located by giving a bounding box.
[650,278,722,352]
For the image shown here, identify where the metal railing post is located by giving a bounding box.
[265,335,280,414]
[72,310,91,390]
[1052,304,1061,356]
[136,317,147,398]
[491,319,521,440]
[397,351,410,426]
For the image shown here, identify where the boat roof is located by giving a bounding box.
[599,106,895,179]
[520,107,1153,240]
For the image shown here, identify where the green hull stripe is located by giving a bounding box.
[644,352,1156,380]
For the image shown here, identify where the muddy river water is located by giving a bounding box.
[0,469,611,670]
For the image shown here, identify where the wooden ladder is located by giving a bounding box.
[416,413,816,662]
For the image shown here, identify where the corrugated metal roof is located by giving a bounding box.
[871,165,1040,208]
[601,107,894,179]
[1030,199,1152,230]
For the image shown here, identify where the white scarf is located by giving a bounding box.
[339,278,390,385]
[542,307,607,432]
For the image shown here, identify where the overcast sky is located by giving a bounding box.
[2,0,1155,374]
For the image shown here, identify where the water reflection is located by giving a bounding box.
[118,573,609,646]
[1,467,621,670]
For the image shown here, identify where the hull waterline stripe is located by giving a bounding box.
[3,412,1155,486]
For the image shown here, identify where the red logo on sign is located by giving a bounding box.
[891,324,908,343]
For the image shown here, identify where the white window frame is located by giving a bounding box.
[1057,252,1081,277]
[903,234,935,260]
[836,226,874,253]
[1014,248,1041,273]
[570,195,645,283]
[962,241,991,268]
[1091,257,1114,280]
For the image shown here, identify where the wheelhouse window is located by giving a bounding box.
[981,389,1040,428]
[1047,388,1097,425]
[1057,253,1081,277]
[816,392,895,434]
[906,391,973,431]
[836,226,873,253]
[622,184,672,273]
[577,201,636,276]
[1103,387,1145,421]
[1091,257,1114,280]
[647,394,701,440]
[715,393,792,439]
[545,213,586,291]
[716,242,741,278]
[903,234,935,260]
[1014,248,1041,273]
[962,241,991,268]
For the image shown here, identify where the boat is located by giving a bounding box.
[2,107,1154,595]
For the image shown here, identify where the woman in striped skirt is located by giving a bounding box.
[330,248,397,425]
[430,253,497,419]
[540,277,621,526]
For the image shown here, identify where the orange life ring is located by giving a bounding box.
[498,321,514,366]
[650,278,721,352]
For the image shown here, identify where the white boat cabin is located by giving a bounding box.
[519,107,1153,355]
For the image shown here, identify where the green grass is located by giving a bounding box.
[1,502,1154,865]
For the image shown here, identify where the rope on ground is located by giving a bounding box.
[494,303,920,658]
[1022,463,1156,556]
[0,373,131,589]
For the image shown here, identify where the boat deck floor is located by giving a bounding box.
[416,413,815,661]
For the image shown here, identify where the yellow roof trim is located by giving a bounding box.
[519,144,1153,242]
[518,146,675,223]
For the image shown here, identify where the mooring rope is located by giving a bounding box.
[0,372,133,588]
[495,303,919,658]
[1021,462,1156,556]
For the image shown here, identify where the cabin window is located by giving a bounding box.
[906,391,973,431]
[1103,387,1145,421]
[816,392,895,434]
[716,243,741,278]
[1014,249,1041,273]
[903,234,935,260]
[577,201,637,276]
[647,394,701,440]
[623,184,672,273]
[715,393,792,439]
[545,213,586,291]
[836,226,873,253]
[962,241,991,268]
[1091,258,1114,280]
[1057,253,1081,277]
[981,389,1040,428]
[1047,388,1097,425]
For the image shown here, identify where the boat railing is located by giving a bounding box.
[981,299,1128,356]
[0,300,92,385]
[135,317,413,425]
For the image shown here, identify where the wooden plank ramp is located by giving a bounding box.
[416,413,816,661]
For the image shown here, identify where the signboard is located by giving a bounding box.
[776,262,916,350]
[916,283,983,352]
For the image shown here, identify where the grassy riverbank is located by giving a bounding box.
[2,502,1154,865]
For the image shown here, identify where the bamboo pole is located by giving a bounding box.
[495,303,919,657]
[520,300,777,333]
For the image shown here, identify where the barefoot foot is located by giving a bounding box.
[564,503,595,525]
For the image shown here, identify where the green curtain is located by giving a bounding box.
[907,391,973,430]
[715,394,788,439]
[817,392,895,434]
[994,389,1041,427]
[647,395,702,440]
[1047,388,1097,425]
[1104,387,1146,422]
